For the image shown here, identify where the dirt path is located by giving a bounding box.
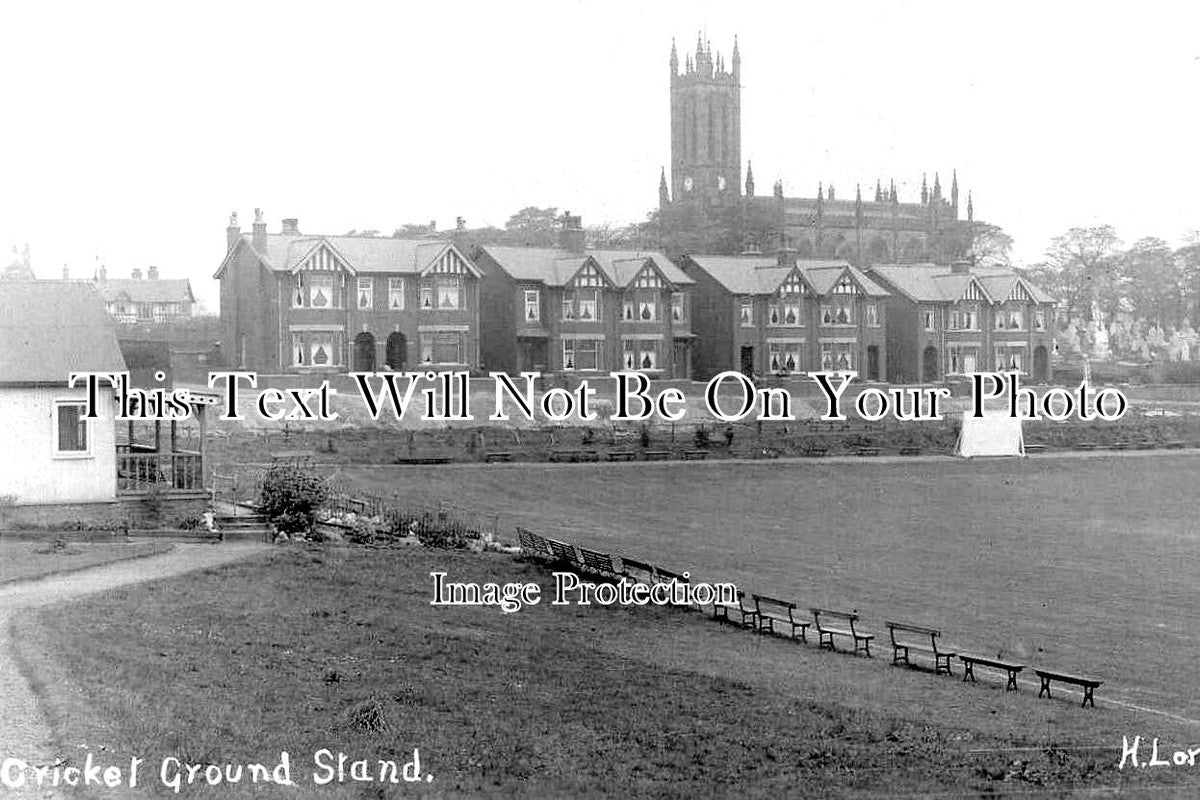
[0,543,271,799]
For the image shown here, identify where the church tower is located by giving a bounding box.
[668,34,741,206]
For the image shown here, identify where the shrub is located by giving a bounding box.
[257,464,330,536]
[693,425,711,449]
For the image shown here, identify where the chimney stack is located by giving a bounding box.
[455,216,465,231]
[131,267,143,280]
[252,208,267,252]
[97,261,107,282]
[148,265,159,280]
[226,211,241,251]
[62,264,69,281]
[949,260,972,275]
[560,211,585,253]
[281,218,300,235]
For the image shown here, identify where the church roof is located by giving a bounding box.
[477,246,692,288]
[684,256,888,297]
[96,278,194,304]
[0,281,126,385]
[870,264,1054,304]
[218,234,480,277]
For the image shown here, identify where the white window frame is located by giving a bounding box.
[54,400,91,458]
[671,293,684,322]
[739,299,754,327]
[388,277,405,310]
[524,289,540,323]
[563,339,601,371]
[357,277,374,310]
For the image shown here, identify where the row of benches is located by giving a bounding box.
[515,529,1102,708]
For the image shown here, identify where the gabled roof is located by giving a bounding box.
[0,281,127,385]
[870,264,1055,304]
[684,256,888,297]
[96,278,194,304]
[215,234,481,279]
[478,246,692,288]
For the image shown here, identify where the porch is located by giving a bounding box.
[115,392,218,497]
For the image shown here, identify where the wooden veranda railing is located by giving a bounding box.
[116,451,204,494]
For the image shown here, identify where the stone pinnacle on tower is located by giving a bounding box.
[745,161,755,197]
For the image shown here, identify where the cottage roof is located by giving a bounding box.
[478,246,693,288]
[685,256,888,297]
[217,234,480,278]
[96,278,194,304]
[871,264,1054,304]
[0,281,127,385]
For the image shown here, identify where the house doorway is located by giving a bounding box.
[740,346,755,376]
[518,338,548,371]
[922,345,939,382]
[866,345,880,381]
[353,332,376,372]
[385,332,407,370]
[1033,345,1049,382]
[671,341,690,379]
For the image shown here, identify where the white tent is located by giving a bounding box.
[955,411,1025,458]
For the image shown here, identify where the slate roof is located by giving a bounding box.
[684,256,888,297]
[478,246,693,288]
[870,264,1055,304]
[0,281,127,385]
[218,234,479,277]
[97,278,194,304]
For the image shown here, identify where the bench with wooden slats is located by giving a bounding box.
[1035,668,1102,708]
[713,590,757,628]
[577,546,617,578]
[959,654,1025,691]
[545,538,580,568]
[886,621,954,675]
[619,556,657,585]
[811,608,874,656]
[516,527,553,562]
[753,594,810,642]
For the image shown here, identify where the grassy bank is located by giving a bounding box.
[0,540,173,585]
[13,546,1195,798]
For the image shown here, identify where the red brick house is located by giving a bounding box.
[95,266,195,323]
[678,253,890,381]
[215,212,481,373]
[867,263,1056,383]
[472,219,695,378]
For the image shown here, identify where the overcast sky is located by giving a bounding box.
[1,1,1197,310]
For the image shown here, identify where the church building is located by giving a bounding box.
[660,35,977,266]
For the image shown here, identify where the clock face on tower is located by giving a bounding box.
[717,175,727,191]
[683,176,693,192]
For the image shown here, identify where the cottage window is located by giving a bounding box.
[638,299,656,322]
[436,276,460,309]
[420,285,434,310]
[524,290,540,322]
[292,332,343,367]
[357,277,373,310]
[739,299,754,326]
[821,301,853,325]
[623,340,658,370]
[563,339,600,371]
[819,343,854,372]
[769,343,801,374]
[388,277,405,310]
[623,299,634,321]
[56,403,88,454]
[578,291,598,321]
[671,293,684,322]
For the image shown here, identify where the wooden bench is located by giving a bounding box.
[653,566,693,610]
[959,654,1025,691]
[394,456,453,465]
[811,608,873,656]
[619,556,656,585]
[800,446,828,458]
[713,590,758,628]
[898,446,922,456]
[1035,669,1102,708]
[681,449,709,460]
[885,621,954,675]
[516,527,553,562]
[549,450,581,463]
[643,450,671,461]
[753,595,810,642]
[484,451,514,463]
[578,546,617,578]
[607,450,638,462]
[1023,444,1047,454]
[1163,440,1187,450]
[855,446,882,457]
[546,538,580,568]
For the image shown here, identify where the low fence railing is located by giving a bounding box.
[117,452,204,494]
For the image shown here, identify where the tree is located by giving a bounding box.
[1120,237,1186,328]
[1028,226,1123,324]
[969,222,1014,267]
[257,464,329,537]
[504,206,560,247]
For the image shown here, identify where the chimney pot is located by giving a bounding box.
[148,265,159,280]
[560,212,585,253]
[252,208,267,252]
[950,260,971,275]
[281,218,300,235]
[131,267,143,280]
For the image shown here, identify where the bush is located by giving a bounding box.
[693,426,711,449]
[257,464,330,536]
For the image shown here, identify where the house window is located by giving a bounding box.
[638,299,656,322]
[292,332,343,367]
[623,299,634,321]
[421,332,465,364]
[1034,310,1046,332]
[309,274,334,308]
[293,334,305,366]
[770,301,802,326]
[137,303,152,320]
[739,299,754,326]
[671,294,684,322]
[866,303,880,328]
[768,343,801,374]
[388,277,405,310]
[578,291,598,321]
[294,272,341,309]
[923,309,937,331]
[420,284,434,310]
[56,402,88,454]
[357,277,373,310]
[821,301,853,325]
[953,304,979,331]
[995,347,1025,372]
[820,343,855,371]
[435,276,460,309]
[563,339,601,371]
[562,299,574,321]
[948,345,980,374]
[623,340,658,370]
[524,290,540,323]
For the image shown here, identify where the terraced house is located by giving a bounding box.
[472,217,695,378]
[216,211,481,373]
[867,262,1056,383]
[678,253,890,381]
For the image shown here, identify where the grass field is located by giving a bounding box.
[0,541,173,584]
[338,453,1200,722]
